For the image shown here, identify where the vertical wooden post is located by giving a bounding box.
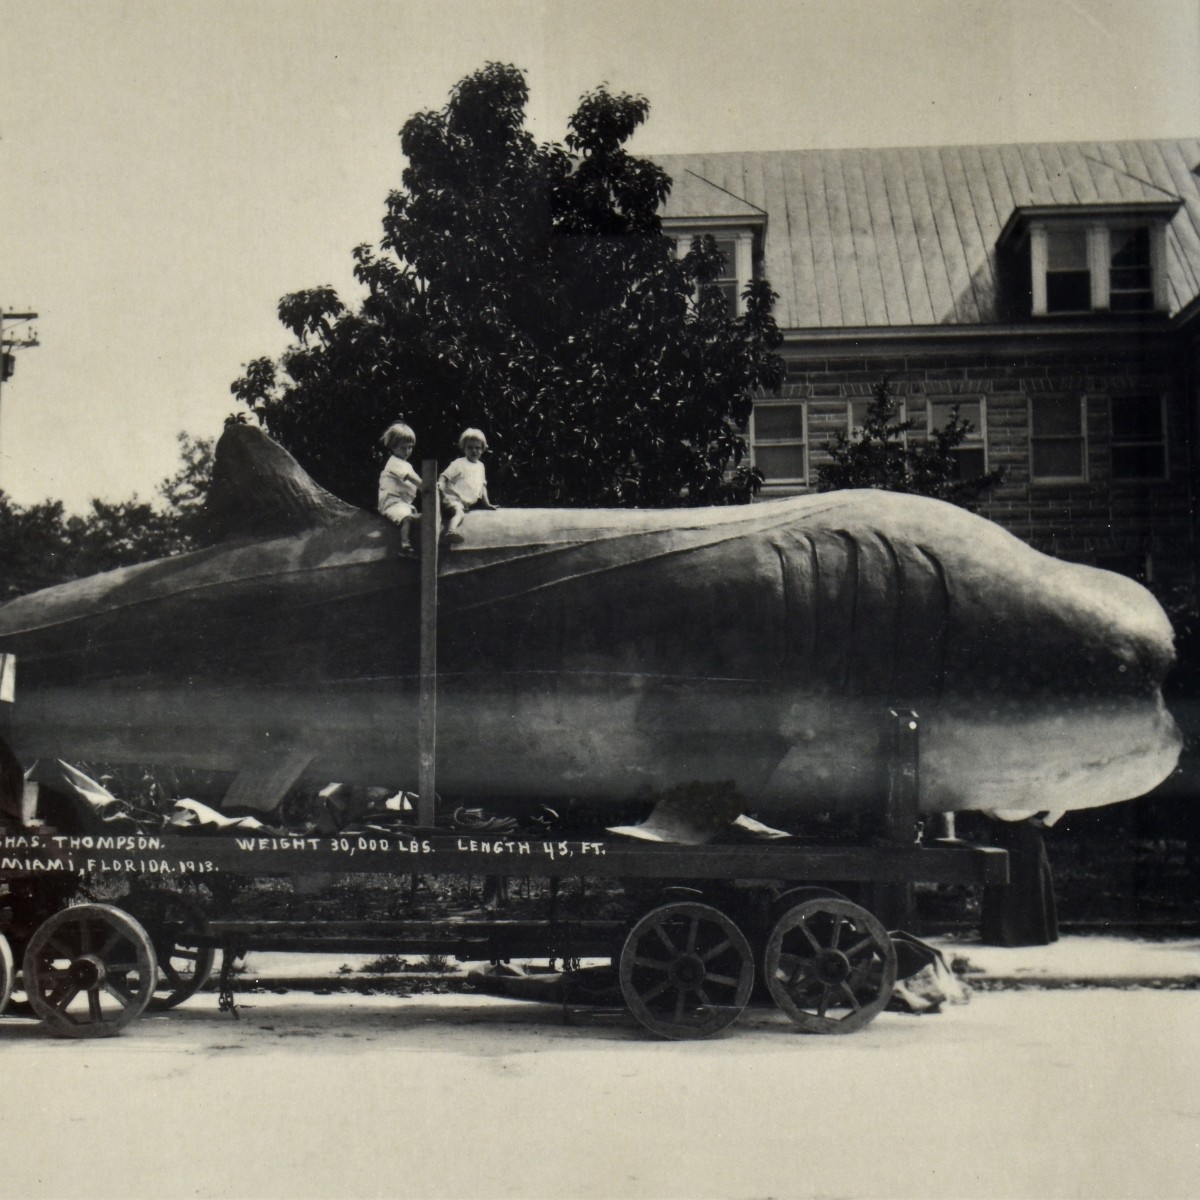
[0,652,27,824]
[417,460,439,828]
[872,708,920,930]
[883,708,920,844]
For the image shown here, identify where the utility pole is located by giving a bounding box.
[0,309,40,480]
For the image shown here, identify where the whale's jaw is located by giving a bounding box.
[917,693,1182,816]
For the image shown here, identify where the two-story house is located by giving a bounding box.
[657,139,1200,588]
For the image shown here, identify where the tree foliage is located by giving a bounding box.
[157,431,216,545]
[816,379,1004,510]
[233,63,784,509]
[0,433,214,601]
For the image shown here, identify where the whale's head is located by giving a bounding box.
[855,492,1183,815]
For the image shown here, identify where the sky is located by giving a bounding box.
[2,0,1199,512]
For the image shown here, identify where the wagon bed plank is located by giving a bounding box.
[1,827,1008,886]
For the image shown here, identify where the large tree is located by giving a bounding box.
[232,63,784,509]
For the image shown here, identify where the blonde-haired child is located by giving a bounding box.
[378,422,420,555]
[438,427,497,544]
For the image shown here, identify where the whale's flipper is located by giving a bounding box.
[204,424,359,541]
[607,783,745,844]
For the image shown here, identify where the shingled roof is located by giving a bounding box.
[654,139,1200,329]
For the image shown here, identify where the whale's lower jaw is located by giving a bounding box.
[912,694,1182,815]
[3,676,1182,824]
[756,694,1181,820]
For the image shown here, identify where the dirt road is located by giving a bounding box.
[3,986,1198,1200]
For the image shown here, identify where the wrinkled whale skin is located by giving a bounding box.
[0,432,1179,823]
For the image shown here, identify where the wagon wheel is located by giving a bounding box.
[763,896,897,1034]
[619,901,754,1040]
[22,903,156,1038]
[0,933,12,1016]
[769,885,850,920]
[120,891,215,1010]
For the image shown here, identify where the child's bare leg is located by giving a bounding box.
[382,505,418,555]
[441,503,465,544]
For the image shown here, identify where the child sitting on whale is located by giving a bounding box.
[438,427,497,544]
[377,421,421,554]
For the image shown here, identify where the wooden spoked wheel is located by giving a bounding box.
[0,933,12,1016]
[120,891,215,1011]
[769,885,850,918]
[763,897,897,1034]
[22,904,156,1038]
[619,901,754,1040]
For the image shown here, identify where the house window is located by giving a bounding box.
[846,397,906,437]
[671,228,755,316]
[1108,229,1154,312]
[752,400,807,485]
[1030,396,1087,482]
[1045,228,1091,313]
[709,236,740,315]
[1030,220,1168,316]
[927,398,988,479]
[1111,395,1167,480]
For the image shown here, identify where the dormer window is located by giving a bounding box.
[670,229,755,315]
[665,223,761,317]
[708,236,741,314]
[1045,228,1091,313]
[660,166,766,317]
[999,201,1178,319]
[1031,221,1167,315]
[1108,228,1154,311]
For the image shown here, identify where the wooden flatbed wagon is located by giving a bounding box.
[0,712,1006,1041]
[0,467,1008,1041]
